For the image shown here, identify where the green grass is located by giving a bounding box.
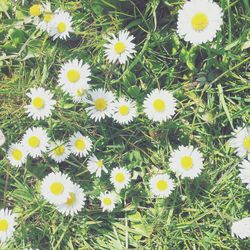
[0,0,250,249]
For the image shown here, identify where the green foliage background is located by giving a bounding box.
[0,0,250,249]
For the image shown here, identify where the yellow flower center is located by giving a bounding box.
[32,97,44,109]
[12,148,23,161]
[97,160,103,168]
[103,197,112,206]
[66,192,76,205]
[115,173,125,183]
[77,88,86,97]
[114,41,126,54]
[191,13,209,31]
[43,13,53,23]
[180,156,193,170]
[75,139,85,151]
[118,105,129,116]
[50,182,64,195]
[243,136,250,151]
[53,145,65,156]
[57,22,67,33]
[67,69,80,83]
[153,99,165,112]
[156,180,168,191]
[29,4,42,17]
[94,98,107,111]
[0,219,9,232]
[28,136,40,148]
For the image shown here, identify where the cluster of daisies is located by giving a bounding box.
[29,2,73,40]
[1,0,249,244]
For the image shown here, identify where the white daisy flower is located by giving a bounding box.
[177,0,223,45]
[239,159,250,190]
[37,2,54,32]
[69,132,92,157]
[41,172,73,205]
[58,59,91,94]
[0,208,16,243]
[22,127,49,158]
[113,97,137,125]
[48,10,73,40]
[48,140,71,163]
[86,88,115,122]
[25,87,56,120]
[104,30,136,64]
[149,174,175,198]
[0,129,6,147]
[231,217,250,239]
[143,89,177,122]
[169,145,204,179]
[68,84,90,103]
[56,183,86,216]
[230,126,250,158]
[7,143,27,168]
[87,155,108,177]
[110,167,131,191]
[99,191,117,212]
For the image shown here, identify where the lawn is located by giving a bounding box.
[0,0,250,249]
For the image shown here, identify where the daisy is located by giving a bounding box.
[104,30,136,64]
[56,183,86,216]
[48,10,73,40]
[37,2,54,32]
[22,127,49,158]
[58,59,91,94]
[25,87,56,120]
[87,155,108,177]
[29,4,43,17]
[149,174,175,198]
[230,126,250,158]
[169,146,204,179]
[110,167,131,191]
[0,208,16,243]
[68,84,90,103]
[99,191,117,212]
[231,217,250,239]
[0,129,5,147]
[113,97,137,125]
[239,159,250,190]
[143,89,177,122]
[48,140,71,163]
[86,88,115,121]
[41,172,73,205]
[69,132,92,157]
[7,143,27,168]
[177,0,223,45]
